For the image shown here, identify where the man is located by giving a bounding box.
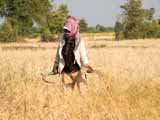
[50,15,93,92]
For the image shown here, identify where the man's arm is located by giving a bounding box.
[79,40,94,73]
[79,40,89,65]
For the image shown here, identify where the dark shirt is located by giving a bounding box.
[62,37,80,73]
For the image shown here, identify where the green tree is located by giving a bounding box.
[96,24,106,32]
[121,0,145,39]
[115,21,124,40]
[47,4,68,34]
[41,4,68,42]
[87,27,97,33]
[117,0,160,39]
[0,0,52,42]
[0,0,69,42]
[148,8,155,21]
[79,19,88,33]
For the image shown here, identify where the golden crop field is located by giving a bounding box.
[81,32,115,40]
[0,39,160,120]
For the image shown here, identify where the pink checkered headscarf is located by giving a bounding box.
[63,15,79,39]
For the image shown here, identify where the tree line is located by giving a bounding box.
[79,19,114,33]
[115,0,160,40]
[0,0,69,42]
[0,0,159,42]
[0,0,114,42]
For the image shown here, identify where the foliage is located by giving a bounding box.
[142,20,160,38]
[47,4,68,34]
[41,28,56,42]
[116,0,160,40]
[144,8,155,21]
[87,25,114,33]
[87,27,98,33]
[40,4,68,42]
[0,0,69,42]
[0,0,51,36]
[114,21,124,40]
[96,24,106,32]
[120,0,145,39]
[79,19,88,33]
[0,20,17,42]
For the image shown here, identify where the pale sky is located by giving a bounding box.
[54,0,160,27]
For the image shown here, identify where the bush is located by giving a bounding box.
[157,27,160,38]
[0,21,17,42]
[115,21,125,40]
[141,20,160,39]
[41,28,56,42]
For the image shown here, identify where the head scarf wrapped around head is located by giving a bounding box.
[63,15,79,39]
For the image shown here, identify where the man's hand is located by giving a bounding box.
[52,64,58,75]
[83,64,94,73]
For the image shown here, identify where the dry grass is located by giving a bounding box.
[81,32,115,40]
[0,39,160,120]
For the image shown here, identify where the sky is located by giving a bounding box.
[54,0,160,27]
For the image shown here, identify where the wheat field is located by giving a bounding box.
[0,39,160,120]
